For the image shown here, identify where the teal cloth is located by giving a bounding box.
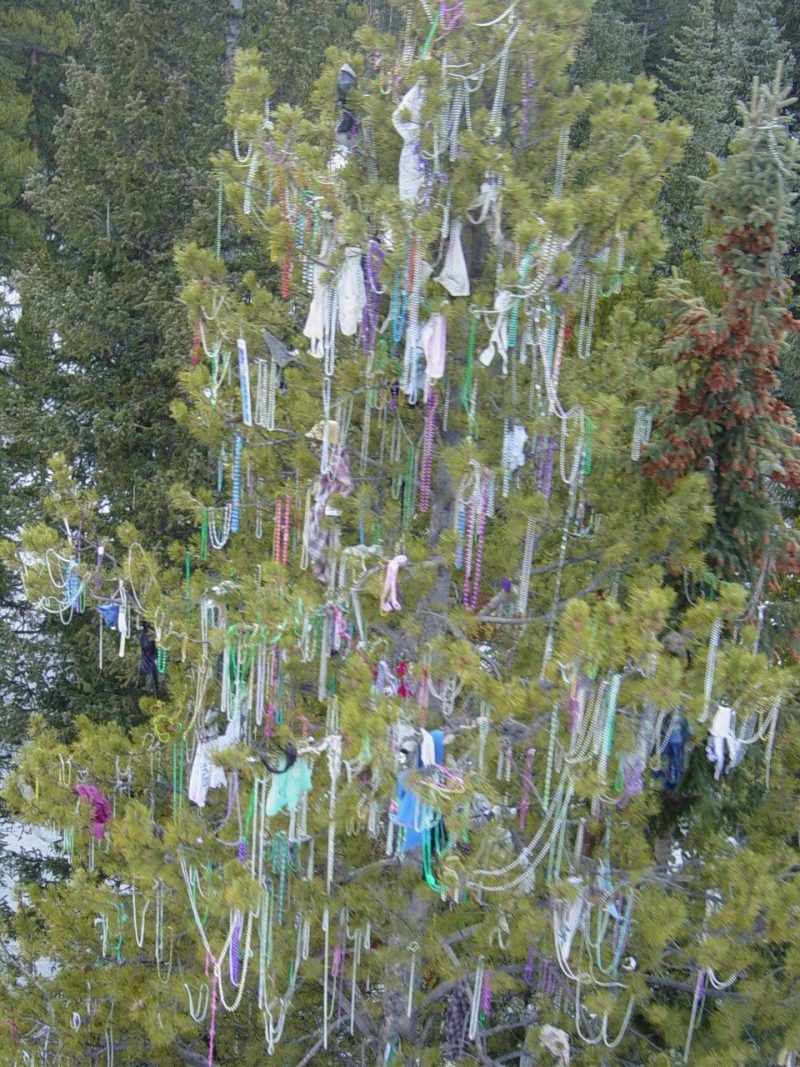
[265,757,312,816]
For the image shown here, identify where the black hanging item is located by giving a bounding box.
[335,63,360,149]
[259,740,298,775]
[139,622,159,696]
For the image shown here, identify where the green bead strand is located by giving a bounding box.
[215,172,224,260]
[461,315,478,412]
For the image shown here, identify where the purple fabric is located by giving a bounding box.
[74,784,112,840]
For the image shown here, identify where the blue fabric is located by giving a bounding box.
[98,603,120,629]
[390,729,444,850]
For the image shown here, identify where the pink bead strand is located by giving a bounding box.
[461,495,477,607]
[468,473,489,611]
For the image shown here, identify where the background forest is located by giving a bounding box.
[0,0,799,1064]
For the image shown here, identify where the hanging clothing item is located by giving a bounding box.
[392,81,425,202]
[390,729,445,850]
[337,246,367,336]
[98,603,119,630]
[265,757,312,817]
[479,289,513,373]
[139,624,159,695]
[74,784,112,840]
[665,715,689,788]
[373,660,399,696]
[706,703,739,781]
[434,220,470,297]
[467,177,501,230]
[304,236,335,358]
[421,313,447,380]
[554,879,584,961]
[306,449,355,583]
[504,423,528,472]
[540,1025,571,1066]
[380,554,408,613]
[419,729,437,768]
[188,715,241,807]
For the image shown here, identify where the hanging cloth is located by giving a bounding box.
[338,246,367,336]
[434,220,470,297]
[421,313,447,380]
[467,178,501,236]
[380,554,408,613]
[390,729,445,850]
[265,757,313,817]
[74,784,112,840]
[706,703,739,781]
[304,236,335,358]
[504,423,528,472]
[540,1025,571,1066]
[187,715,241,807]
[98,603,120,630]
[419,729,437,768]
[478,289,513,373]
[392,81,425,202]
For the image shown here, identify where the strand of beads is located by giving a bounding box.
[576,273,599,360]
[402,443,417,531]
[543,704,559,809]
[461,314,478,411]
[231,433,242,534]
[273,497,283,563]
[517,516,537,616]
[700,617,723,722]
[403,240,422,402]
[208,505,232,550]
[323,287,338,378]
[519,748,535,828]
[419,390,437,512]
[237,338,252,427]
[461,485,478,605]
[630,406,652,461]
[362,238,383,358]
[466,472,489,611]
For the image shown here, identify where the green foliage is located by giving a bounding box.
[646,76,800,581]
[0,4,799,1067]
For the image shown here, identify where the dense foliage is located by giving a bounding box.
[0,2,798,1066]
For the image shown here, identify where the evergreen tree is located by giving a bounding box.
[645,75,800,581]
[658,0,735,265]
[2,11,797,1067]
[726,0,795,106]
[0,0,76,739]
[1,0,386,739]
[571,0,646,89]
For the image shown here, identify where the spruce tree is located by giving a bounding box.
[570,0,646,89]
[658,0,735,265]
[645,74,800,581]
[2,10,797,1067]
[726,0,795,106]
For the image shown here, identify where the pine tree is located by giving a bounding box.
[645,74,800,581]
[658,0,735,265]
[2,10,797,1067]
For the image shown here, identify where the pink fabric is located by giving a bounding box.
[380,555,408,613]
[74,783,112,840]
